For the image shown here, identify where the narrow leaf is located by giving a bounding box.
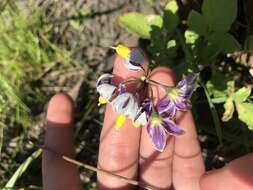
[222,97,234,122]
[5,149,42,188]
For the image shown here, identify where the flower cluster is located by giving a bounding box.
[96,44,198,152]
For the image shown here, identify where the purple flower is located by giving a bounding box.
[159,73,197,114]
[147,113,184,152]
[145,98,184,152]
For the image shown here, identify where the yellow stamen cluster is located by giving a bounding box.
[150,116,162,126]
[98,96,107,106]
[112,44,131,58]
[115,114,127,129]
[168,88,181,100]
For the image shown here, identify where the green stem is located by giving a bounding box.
[199,78,223,146]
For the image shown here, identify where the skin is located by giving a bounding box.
[43,55,253,190]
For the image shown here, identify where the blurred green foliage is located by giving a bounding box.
[0,2,68,128]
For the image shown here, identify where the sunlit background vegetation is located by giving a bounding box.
[0,0,253,189]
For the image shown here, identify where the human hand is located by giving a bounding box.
[42,53,253,190]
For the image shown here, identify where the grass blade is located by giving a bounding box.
[4,148,42,188]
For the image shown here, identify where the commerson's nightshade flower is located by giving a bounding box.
[160,74,197,114]
[112,44,145,70]
[96,44,198,152]
[147,115,184,152]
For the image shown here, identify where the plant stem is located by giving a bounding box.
[199,79,223,146]
[43,147,157,190]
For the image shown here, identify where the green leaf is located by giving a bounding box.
[119,12,150,39]
[236,102,253,130]
[202,0,237,32]
[163,0,179,33]
[206,70,234,98]
[208,32,241,53]
[184,30,199,44]
[167,39,177,48]
[146,14,163,28]
[119,12,162,39]
[188,10,208,35]
[222,97,234,122]
[165,0,179,13]
[233,87,251,102]
[5,149,42,188]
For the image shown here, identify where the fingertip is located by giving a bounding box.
[149,67,176,103]
[200,154,253,190]
[47,92,74,125]
[150,66,176,85]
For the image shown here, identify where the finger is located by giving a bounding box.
[42,93,82,190]
[139,67,176,189]
[200,153,253,190]
[97,50,148,189]
[172,111,205,190]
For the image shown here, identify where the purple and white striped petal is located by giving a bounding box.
[147,123,167,152]
[141,98,152,118]
[174,98,192,112]
[177,73,196,88]
[156,97,176,118]
[124,48,145,70]
[111,92,139,119]
[163,118,184,135]
[180,85,196,99]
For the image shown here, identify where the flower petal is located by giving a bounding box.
[157,98,176,118]
[124,48,145,70]
[174,98,192,112]
[96,73,114,87]
[147,123,167,152]
[111,93,138,119]
[162,118,184,135]
[180,85,196,99]
[177,73,196,88]
[134,111,148,126]
[97,84,116,101]
[118,83,127,94]
[141,98,152,118]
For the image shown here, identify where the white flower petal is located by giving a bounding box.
[97,84,116,101]
[135,111,148,126]
[112,93,139,118]
[96,73,114,87]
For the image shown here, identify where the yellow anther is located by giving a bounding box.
[133,122,140,128]
[113,44,131,58]
[115,114,127,129]
[98,96,107,106]
[140,76,146,81]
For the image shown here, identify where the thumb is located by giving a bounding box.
[200,153,253,190]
